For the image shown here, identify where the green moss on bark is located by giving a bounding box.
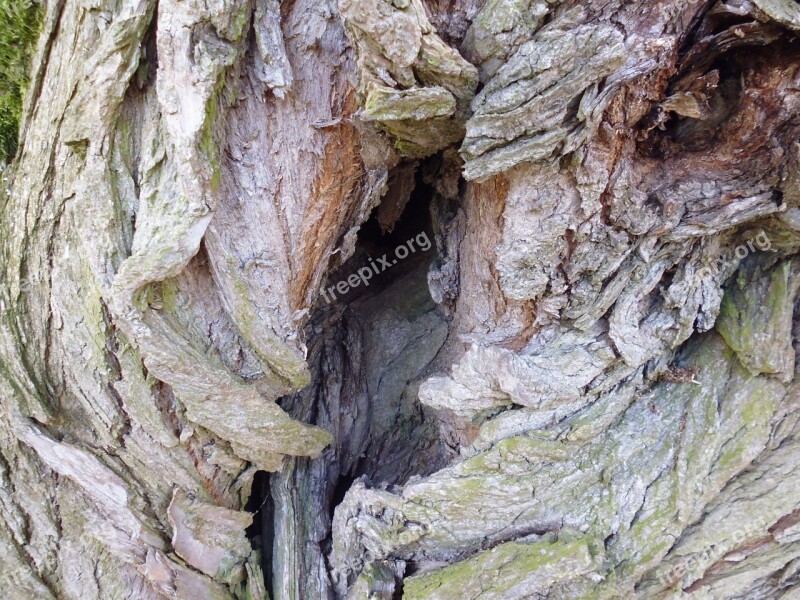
[0,0,43,162]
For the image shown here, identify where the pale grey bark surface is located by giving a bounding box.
[1,0,800,598]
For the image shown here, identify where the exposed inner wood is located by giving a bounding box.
[0,0,799,598]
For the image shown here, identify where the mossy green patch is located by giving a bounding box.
[716,258,797,377]
[199,95,221,193]
[0,0,43,162]
[364,86,455,122]
[402,536,599,599]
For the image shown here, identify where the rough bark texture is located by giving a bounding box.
[1,0,800,598]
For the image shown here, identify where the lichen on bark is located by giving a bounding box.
[1,0,800,598]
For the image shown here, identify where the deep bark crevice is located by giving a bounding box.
[263,157,457,596]
[4,0,800,597]
[325,163,437,307]
[244,470,274,598]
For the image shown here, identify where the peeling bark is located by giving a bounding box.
[1,0,800,598]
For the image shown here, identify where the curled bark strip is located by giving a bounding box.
[2,0,800,597]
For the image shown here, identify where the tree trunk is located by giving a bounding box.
[2,0,800,598]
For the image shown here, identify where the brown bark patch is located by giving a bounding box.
[292,90,365,308]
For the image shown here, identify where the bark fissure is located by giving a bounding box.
[2,0,800,598]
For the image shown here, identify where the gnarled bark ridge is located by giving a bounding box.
[1,0,799,598]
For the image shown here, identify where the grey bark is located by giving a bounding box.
[1,0,800,599]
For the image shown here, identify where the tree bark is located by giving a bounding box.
[1,0,800,598]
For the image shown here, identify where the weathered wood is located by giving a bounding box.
[1,0,799,598]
